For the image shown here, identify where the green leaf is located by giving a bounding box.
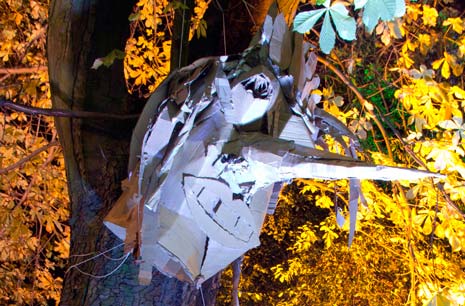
[293,2,355,53]
[293,9,326,34]
[363,0,406,32]
[319,11,336,54]
[165,0,189,12]
[91,49,126,70]
[196,19,208,39]
[329,3,356,41]
[128,12,140,21]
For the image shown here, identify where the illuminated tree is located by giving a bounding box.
[2,0,465,305]
[46,0,270,304]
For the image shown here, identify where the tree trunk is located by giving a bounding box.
[47,0,217,304]
[47,0,271,304]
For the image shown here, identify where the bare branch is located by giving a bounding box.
[316,57,463,218]
[0,66,48,74]
[0,141,60,175]
[316,55,394,161]
[0,98,139,120]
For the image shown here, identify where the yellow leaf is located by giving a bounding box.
[441,60,450,79]
[443,17,464,34]
[415,116,427,133]
[407,4,422,21]
[452,63,464,77]
[422,216,432,235]
[45,222,53,233]
[422,5,438,27]
[14,12,23,25]
[418,34,432,55]
[451,86,465,99]
[448,234,462,252]
[432,58,444,70]
[388,19,404,38]
[404,39,418,52]
[400,51,415,68]
[376,22,385,35]
[458,37,465,58]
[278,0,301,24]
[315,195,333,209]
[434,223,445,238]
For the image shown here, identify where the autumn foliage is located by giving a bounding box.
[0,0,68,304]
[1,0,465,305]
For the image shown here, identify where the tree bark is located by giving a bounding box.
[47,0,272,304]
[47,0,217,304]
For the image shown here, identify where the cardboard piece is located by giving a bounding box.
[104,9,443,286]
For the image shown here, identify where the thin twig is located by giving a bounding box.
[17,138,59,206]
[368,87,464,218]
[380,114,465,218]
[437,183,465,218]
[316,56,463,217]
[0,98,139,120]
[316,55,394,160]
[0,141,60,175]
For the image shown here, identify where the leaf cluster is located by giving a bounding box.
[0,0,69,304]
[217,1,465,305]
[123,0,211,97]
[293,0,405,53]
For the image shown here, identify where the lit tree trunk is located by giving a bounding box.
[47,0,269,304]
[47,0,218,304]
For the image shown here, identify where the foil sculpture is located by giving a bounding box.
[104,7,442,286]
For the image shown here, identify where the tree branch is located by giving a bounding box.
[0,98,139,120]
[0,140,60,175]
[0,66,48,74]
[316,57,463,218]
[377,112,465,218]
[170,0,195,70]
[316,55,394,161]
